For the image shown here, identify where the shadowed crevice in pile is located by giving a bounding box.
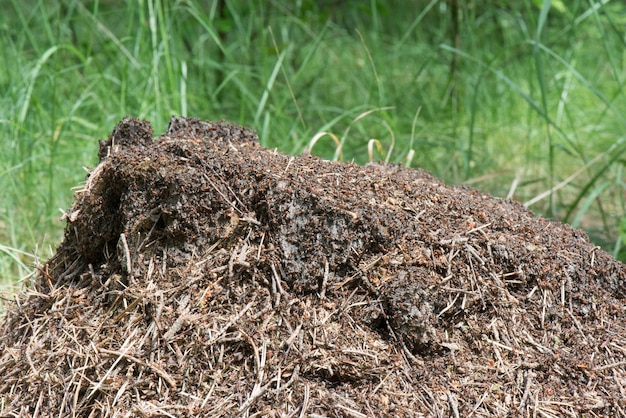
[1,116,625,416]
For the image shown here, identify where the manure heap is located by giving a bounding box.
[1,117,625,417]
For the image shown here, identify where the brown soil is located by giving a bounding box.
[1,116,625,417]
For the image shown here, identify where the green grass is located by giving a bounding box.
[2,0,626,290]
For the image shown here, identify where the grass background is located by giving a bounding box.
[2,0,626,291]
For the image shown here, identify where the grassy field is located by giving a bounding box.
[2,0,626,290]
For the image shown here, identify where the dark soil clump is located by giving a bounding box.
[1,116,625,417]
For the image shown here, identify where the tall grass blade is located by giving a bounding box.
[533,43,626,128]
[571,181,610,229]
[19,46,59,124]
[76,1,140,68]
[254,50,287,127]
[533,0,554,216]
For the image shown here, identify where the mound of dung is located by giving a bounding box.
[1,117,625,417]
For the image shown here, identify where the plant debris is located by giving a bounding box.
[1,116,625,417]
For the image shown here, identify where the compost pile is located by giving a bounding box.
[1,117,625,417]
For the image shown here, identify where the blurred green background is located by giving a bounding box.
[2,0,626,290]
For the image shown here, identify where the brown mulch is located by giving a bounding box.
[1,116,625,417]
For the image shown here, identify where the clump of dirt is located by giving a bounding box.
[1,116,625,417]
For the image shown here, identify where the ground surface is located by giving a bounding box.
[1,117,625,417]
